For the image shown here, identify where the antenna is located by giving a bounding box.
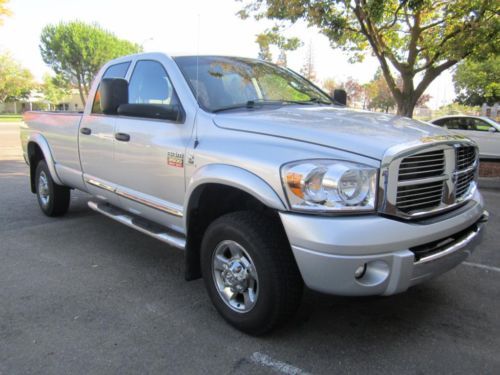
[194,13,200,149]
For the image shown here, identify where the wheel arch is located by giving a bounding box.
[27,135,62,192]
[183,164,288,280]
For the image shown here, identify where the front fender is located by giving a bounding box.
[184,164,286,227]
[27,133,63,186]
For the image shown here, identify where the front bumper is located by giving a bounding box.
[279,192,488,296]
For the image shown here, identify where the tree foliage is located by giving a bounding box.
[41,74,71,107]
[366,72,396,112]
[341,77,364,106]
[322,77,337,95]
[0,52,35,103]
[40,21,142,105]
[0,0,11,26]
[454,54,499,106]
[238,0,500,117]
[255,26,301,62]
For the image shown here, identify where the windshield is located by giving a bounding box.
[174,56,332,112]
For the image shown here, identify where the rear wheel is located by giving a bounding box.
[201,211,303,335]
[35,160,70,217]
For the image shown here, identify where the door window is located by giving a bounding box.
[470,118,495,132]
[128,60,178,106]
[91,62,131,114]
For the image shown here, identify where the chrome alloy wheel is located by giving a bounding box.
[38,171,50,207]
[212,240,259,313]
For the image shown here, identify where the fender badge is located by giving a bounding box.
[167,152,184,168]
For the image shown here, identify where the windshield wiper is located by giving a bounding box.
[213,100,286,113]
[212,98,332,113]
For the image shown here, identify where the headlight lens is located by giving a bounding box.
[282,160,378,213]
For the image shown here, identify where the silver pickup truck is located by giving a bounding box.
[22,52,488,334]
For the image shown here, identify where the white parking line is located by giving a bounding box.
[250,352,311,375]
[463,261,500,273]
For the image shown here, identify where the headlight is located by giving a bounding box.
[281,160,378,213]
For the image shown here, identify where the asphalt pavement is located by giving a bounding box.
[0,122,499,374]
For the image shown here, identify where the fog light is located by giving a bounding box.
[354,264,367,279]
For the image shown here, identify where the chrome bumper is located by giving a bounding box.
[279,195,488,296]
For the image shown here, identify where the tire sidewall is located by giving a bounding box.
[35,161,55,215]
[201,216,282,333]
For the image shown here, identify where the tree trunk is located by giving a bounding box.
[396,97,416,118]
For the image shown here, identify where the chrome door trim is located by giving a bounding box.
[115,190,184,217]
[85,177,183,217]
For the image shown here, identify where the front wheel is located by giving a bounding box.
[201,211,303,335]
[35,160,70,217]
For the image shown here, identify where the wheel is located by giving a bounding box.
[35,160,70,217]
[201,211,303,335]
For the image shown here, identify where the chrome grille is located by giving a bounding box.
[397,180,444,212]
[398,150,445,181]
[455,146,476,199]
[381,142,478,219]
[457,146,476,170]
[396,150,445,213]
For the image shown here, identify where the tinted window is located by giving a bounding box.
[92,62,130,114]
[128,60,178,105]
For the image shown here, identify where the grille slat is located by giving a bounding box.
[398,150,445,182]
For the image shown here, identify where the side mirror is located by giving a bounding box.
[117,103,184,122]
[333,89,347,106]
[100,78,129,115]
[488,126,497,133]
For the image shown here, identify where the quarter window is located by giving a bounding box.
[91,62,130,114]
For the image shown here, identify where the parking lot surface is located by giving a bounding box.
[0,122,499,374]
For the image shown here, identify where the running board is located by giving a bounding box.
[88,201,186,250]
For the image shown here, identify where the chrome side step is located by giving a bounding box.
[88,201,186,250]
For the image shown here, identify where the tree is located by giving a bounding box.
[40,21,142,106]
[454,54,500,106]
[342,77,364,106]
[255,26,301,63]
[41,74,71,109]
[322,78,337,96]
[0,0,11,26]
[238,0,499,118]
[300,42,316,82]
[366,71,396,113]
[0,52,35,104]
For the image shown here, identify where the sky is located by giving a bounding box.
[0,0,455,108]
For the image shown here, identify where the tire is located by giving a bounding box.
[35,160,70,217]
[201,211,303,335]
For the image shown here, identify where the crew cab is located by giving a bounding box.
[21,53,488,334]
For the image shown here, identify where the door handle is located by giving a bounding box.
[115,133,130,142]
[80,127,92,135]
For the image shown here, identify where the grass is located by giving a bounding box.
[0,115,23,122]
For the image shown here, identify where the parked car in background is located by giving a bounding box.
[431,116,500,159]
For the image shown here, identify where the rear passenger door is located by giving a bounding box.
[79,61,130,204]
[112,60,189,230]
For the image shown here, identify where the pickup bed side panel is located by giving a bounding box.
[23,111,85,190]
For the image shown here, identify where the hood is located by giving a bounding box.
[213,106,450,160]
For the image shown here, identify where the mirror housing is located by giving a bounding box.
[333,89,347,106]
[100,78,129,115]
[117,103,184,122]
[488,126,497,133]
